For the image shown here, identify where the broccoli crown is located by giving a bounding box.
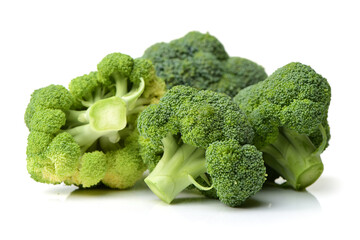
[233,62,331,190]
[24,52,165,188]
[234,62,331,148]
[138,85,264,206]
[143,31,267,97]
[138,85,254,167]
[206,140,266,207]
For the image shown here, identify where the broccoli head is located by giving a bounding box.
[138,85,266,206]
[206,140,265,207]
[143,31,267,97]
[25,52,165,189]
[233,62,331,190]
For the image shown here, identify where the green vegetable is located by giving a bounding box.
[206,140,266,207]
[138,85,266,207]
[143,31,267,97]
[25,52,165,189]
[233,62,331,190]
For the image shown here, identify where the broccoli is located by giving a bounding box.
[233,62,331,190]
[25,52,166,189]
[142,31,267,97]
[137,85,266,207]
[206,140,266,207]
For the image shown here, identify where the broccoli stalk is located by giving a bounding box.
[64,76,145,152]
[144,134,207,203]
[261,125,327,190]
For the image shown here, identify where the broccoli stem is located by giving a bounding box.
[134,97,152,107]
[122,78,145,110]
[99,135,120,152]
[64,124,107,152]
[80,87,107,108]
[64,96,128,152]
[144,134,207,203]
[93,87,105,103]
[113,72,145,111]
[65,110,88,127]
[64,124,122,153]
[113,73,128,98]
[261,125,326,190]
[127,105,147,115]
[127,97,152,116]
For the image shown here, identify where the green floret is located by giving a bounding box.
[30,109,66,134]
[103,131,146,189]
[143,31,267,97]
[24,52,165,189]
[25,85,73,128]
[206,140,266,207]
[45,132,81,178]
[26,131,54,183]
[68,71,104,108]
[210,57,268,97]
[138,85,264,206]
[233,62,331,190]
[75,151,107,188]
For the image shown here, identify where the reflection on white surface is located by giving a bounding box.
[64,177,321,213]
[251,185,321,211]
[7,175,345,239]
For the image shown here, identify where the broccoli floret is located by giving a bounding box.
[211,57,268,97]
[102,131,145,189]
[206,140,266,207]
[143,31,267,97]
[24,52,165,189]
[138,85,265,206]
[233,62,331,190]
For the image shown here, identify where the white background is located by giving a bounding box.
[1,0,359,239]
